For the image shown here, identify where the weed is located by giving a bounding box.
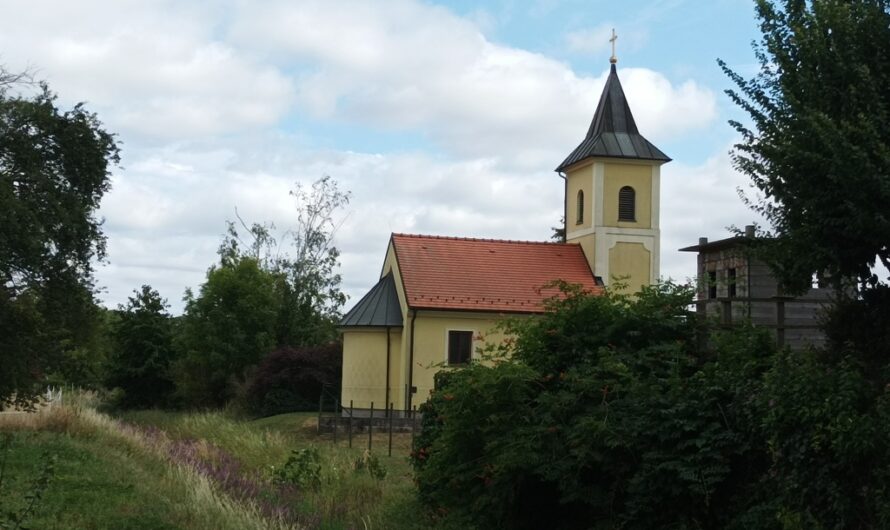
[353,450,387,480]
[273,448,322,490]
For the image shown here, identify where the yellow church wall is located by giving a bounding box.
[608,242,651,293]
[380,242,411,408]
[409,311,514,406]
[341,328,403,409]
[602,163,652,228]
[380,243,409,319]
[575,236,596,278]
[566,164,593,229]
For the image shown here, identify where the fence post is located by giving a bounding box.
[317,392,323,435]
[388,402,394,457]
[333,399,339,445]
[348,400,353,448]
[369,401,374,451]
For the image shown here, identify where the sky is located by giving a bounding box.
[1,0,768,313]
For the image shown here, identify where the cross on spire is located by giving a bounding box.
[609,28,618,64]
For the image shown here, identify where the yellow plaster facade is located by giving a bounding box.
[409,311,513,402]
[567,162,593,230]
[341,242,517,411]
[341,329,401,409]
[564,158,662,291]
[602,162,652,229]
[608,242,652,294]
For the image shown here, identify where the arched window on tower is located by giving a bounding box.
[576,190,584,224]
[618,186,635,222]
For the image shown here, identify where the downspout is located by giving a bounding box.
[385,326,391,415]
[407,308,417,412]
[559,171,567,242]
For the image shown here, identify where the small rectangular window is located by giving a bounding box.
[448,330,473,365]
[707,271,717,299]
[728,268,737,298]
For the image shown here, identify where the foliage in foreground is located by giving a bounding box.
[413,283,890,529]
[720,0,890,292]
[1,71,119,407]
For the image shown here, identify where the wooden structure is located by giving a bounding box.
[679,226,832,350]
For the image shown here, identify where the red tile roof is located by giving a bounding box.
[391,233,603,313]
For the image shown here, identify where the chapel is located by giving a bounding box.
[339,49,670,413]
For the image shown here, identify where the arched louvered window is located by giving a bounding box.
[618,186,635,222]
[576,190,584,224]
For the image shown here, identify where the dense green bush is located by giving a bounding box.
[242,343,342,416]
[413,284,773,528]
[413,283,890,529]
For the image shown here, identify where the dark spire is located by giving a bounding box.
[556,64,670,172]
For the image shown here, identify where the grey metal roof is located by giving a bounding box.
[339,272,403,327]
[556,64,670,172]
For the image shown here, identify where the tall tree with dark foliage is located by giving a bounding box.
[720,0,890,292]
[0,70,119,407]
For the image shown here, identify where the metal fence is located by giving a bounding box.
[316,386,421,456]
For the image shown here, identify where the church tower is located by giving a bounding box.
[556,38,670,293]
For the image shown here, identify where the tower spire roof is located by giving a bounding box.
[556,62,670,172]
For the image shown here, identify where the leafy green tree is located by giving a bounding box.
[413,284,777,529]
[174,258,281,407]
[0,70,119,407]
[720,0,890,292]
[719,7,890,524]
[105,286,176,409]
[220,176,350,347]
[762,348,890,528]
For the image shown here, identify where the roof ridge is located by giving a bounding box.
[392,232,573,247]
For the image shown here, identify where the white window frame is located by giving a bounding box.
[445,328,476,365]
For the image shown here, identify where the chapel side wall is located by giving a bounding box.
[381,242,409,410]
[410,312,515,407]
[341,330,391,410]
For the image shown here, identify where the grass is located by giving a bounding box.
[0,405,291,530]
[119,409,423,528]
[0,401,434,529]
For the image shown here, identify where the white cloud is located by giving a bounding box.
[1,0,735,313]
[232,0,717,168]
[660,146,765,283]
[0,0,294,141]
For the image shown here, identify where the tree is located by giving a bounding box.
[0,70,119,407]
[720,0,890,292]
[174,257,282,407]
[412,284,777,529]
[243,342,342,416]
[106,286,177,409]
[220,175,350,346]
